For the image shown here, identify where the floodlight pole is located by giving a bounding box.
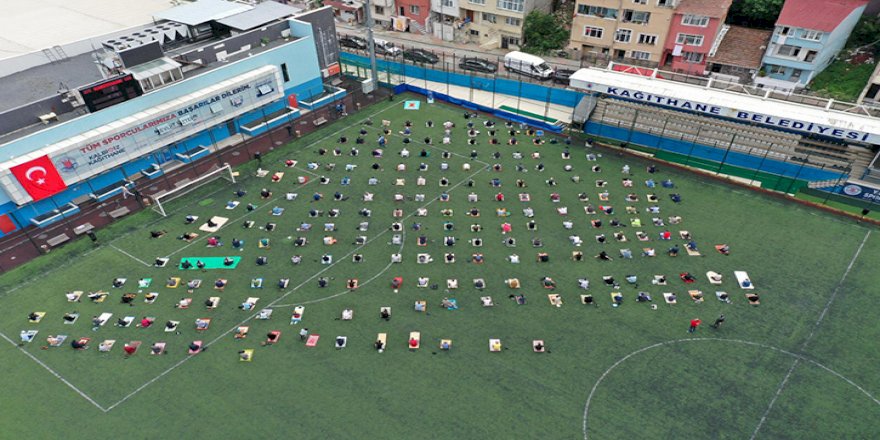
[364,0,379,86]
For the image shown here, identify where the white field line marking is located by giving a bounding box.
[109,243,152,267]
[0,330,107,412]
[582,337,880,440]
[749,229,871,440]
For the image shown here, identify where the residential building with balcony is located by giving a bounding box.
[568,0,677,65]
[756,0,868,91]
[437,0,550,48]
[660,0,732,75]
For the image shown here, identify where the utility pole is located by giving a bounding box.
[364,0,379,85]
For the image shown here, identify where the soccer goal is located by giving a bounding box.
[151,164,236,217]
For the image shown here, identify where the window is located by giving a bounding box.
[632,0,647,3]
[615,28,632,43]
[482,12,497,23]
[767,65,786,75]
[577,5,618,18]
[676,33,703,46]
[496,0,524,12]
[469,29,480,35]
[805,50,818,62]
[441,0,454,6]
[802,30,823,41]
[779,26,790,35]
[374,5,384,14]
[410,5,420,14]
[638,33,657,45]
[583,26,604,39]
[791,69,802,80]
[623,9,651,24]
[469,0,485,4]
[631,51,651,60]
[681,51,704,63]
[776,44,801,57]
[280,63,290,82]
[505,16,522,26]
[503,35,521,46]
[681,14,709,27]
[657,0,673,6]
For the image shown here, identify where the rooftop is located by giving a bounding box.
[709,26,773,70]
[776,0,868,33]
[674,0,734,18]
[0,0,171,60]
[0,51,104,113]
[216,1,302,31]
[152,0,254,26]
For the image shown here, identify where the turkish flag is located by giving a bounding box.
[10,155,67,202]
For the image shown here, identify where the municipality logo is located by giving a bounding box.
[843,184,862,196]
[56,157,79,174]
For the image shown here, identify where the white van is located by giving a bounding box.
[503,51,554,79]
[374,39,402,57]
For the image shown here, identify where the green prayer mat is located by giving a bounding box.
[179,256,241,269]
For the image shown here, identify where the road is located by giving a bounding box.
[335,21,586,73]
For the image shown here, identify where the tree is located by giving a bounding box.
[727,0,784,29]
[847,15,880,51]
[521,11,569,55]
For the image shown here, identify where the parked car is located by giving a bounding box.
[339,35,367,50]
[553,69,576,85]
[403,48,439,64]
[458,57,498,73]
[374,39,402,56]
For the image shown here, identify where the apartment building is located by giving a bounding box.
[660,0,732,75]
[429,0,551,48]
[397,0,432,32]
[569,0,677,65]
[756,0,867,90]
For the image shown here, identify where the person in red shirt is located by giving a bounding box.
[688,319,701,333]
[409,338,418,348]
[124,344,136,355]
[140,317,153,328]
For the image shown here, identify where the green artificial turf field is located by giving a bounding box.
[1,94,878,439]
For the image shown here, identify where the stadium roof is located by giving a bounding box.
[216,1,302,31]
[776,0,868,33]
[569,66,880,144]
[153,0,253,26]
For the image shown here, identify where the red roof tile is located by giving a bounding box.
[776,0,867,33]
[709,26,773,70]
[675,0,733,18]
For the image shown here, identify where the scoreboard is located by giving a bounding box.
[79,74,143,113]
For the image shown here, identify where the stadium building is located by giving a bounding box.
[0,2,350,269]
[569,64,880,196]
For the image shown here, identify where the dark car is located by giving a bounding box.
[553,68,576,85]
[338,35,367,50]
[458,57,498,73]
[403,48,440,64]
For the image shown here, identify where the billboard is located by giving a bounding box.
[79,74,143,113]
[1,66,283,205]
[839,182,880,203]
